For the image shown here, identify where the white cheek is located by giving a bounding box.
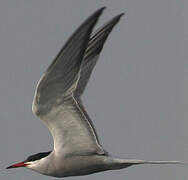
[26,161,38,169]
[26,160,42,171]
[26,159,52,176]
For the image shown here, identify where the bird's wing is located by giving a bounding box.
[32,7,123,156]
[32,7,105,116]
[75,13,124,97]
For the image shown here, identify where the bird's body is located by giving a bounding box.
[7,7,182,178]
[23,151,180,177]
[26,153,120,177]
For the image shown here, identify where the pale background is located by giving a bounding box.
[1,0,188,180]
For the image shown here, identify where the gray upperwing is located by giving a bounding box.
[75,13,124,97]
[32,7,105,116]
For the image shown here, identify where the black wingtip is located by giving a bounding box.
[120,12,125,17]
[92,7,106,17]
[99,6,107,11]
[114,13,125,22]
[81,7,106,29]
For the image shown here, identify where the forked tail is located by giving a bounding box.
[105,157,184,170]
[138,160,184,165]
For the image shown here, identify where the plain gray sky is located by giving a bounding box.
[1,0,188,180]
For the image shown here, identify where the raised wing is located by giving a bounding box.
[32,8,124,156]
[75,13,124,97]
[32,7,105,116]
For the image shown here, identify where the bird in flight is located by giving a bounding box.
[6,7,182,178]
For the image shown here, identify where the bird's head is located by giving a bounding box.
[6,151,51,169]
